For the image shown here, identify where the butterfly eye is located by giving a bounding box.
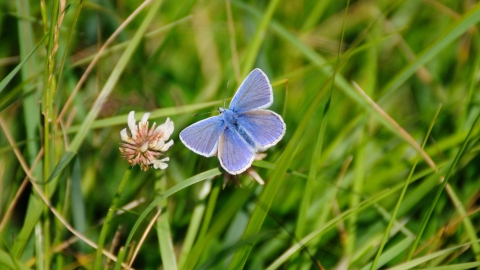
[218,108,225,114]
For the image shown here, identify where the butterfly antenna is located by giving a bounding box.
[224,80,230,108]
[192,111,215,117]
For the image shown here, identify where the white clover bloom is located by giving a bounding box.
[119,111,174,171]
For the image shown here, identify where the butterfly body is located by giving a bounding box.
[220,108,237,126]
[180,69,286,175]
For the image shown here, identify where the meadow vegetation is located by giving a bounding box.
[1,0,480,269]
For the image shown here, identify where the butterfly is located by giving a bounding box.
[180,68,286,175]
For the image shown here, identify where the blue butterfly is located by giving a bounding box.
[180,68,286,175]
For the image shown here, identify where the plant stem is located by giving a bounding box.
[94,167,132,270]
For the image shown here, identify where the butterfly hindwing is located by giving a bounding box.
[218,126,255,174]
[229,68,273,113]
[236,109,286,151]
[180,116,225,157]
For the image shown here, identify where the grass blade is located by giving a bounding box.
[66,101,221,133]
[407,112,480,259]
[370,104,442,269]
[391,241,480,270]
[0,249,30,270]
[115,168,221,269]
[420,262,480,270]
[94,168,132,269]
[362,237,413,270]
[156,175,178,270]
[0,35,46,95]
[266,190,392,269]
[241,0,281,77]
[381,2,480,97]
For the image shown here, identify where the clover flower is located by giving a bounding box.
[119,111,174,171]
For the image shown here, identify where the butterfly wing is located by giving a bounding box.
[218,126,255,174]
[236,109,286,151]
[229,68,273,113]
[180,116,225,157]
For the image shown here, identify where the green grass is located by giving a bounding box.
[1,0,480,269]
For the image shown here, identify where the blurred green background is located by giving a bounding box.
[1,0,480,269]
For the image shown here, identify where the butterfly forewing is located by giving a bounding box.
[236,110,286,151]
[180,116,225,157]
[229,68,273,113]
[218,126,255,174]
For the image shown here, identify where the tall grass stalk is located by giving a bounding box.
[93,168,132,269]
[407,113,480,260]
[371,104,441,269]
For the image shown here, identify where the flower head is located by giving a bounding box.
[119,111,174,171]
